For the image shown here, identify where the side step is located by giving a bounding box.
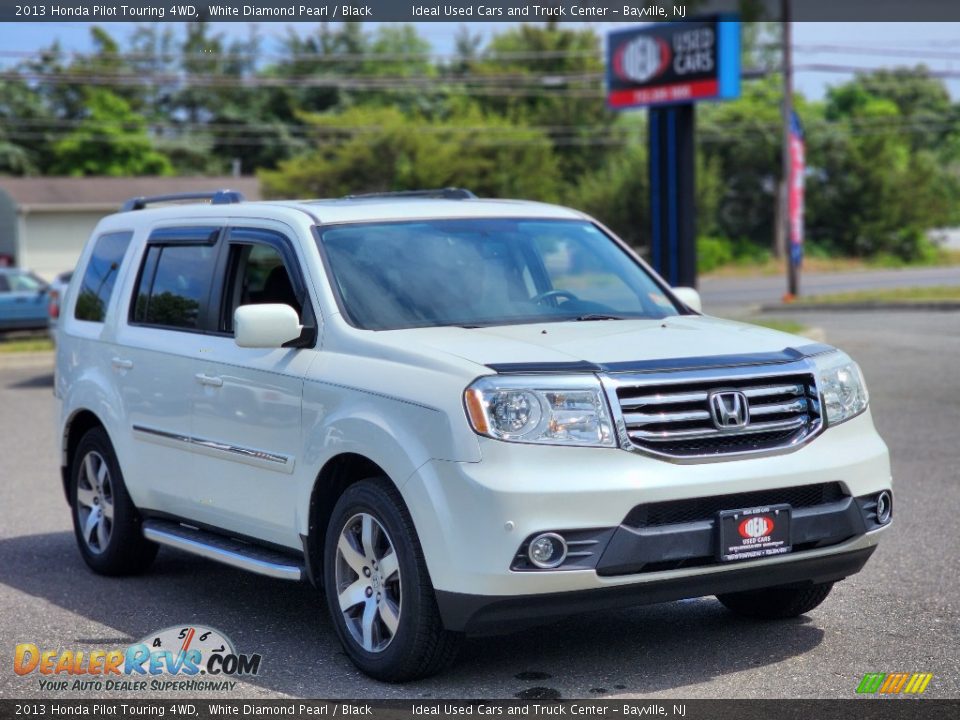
[142,519,304,582]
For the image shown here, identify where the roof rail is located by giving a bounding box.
[343,188,477,201]
[121,190,245,212]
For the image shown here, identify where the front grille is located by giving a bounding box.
[614,372,821,458]
[623,482,848,528]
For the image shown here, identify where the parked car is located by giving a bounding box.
[0,268,49,332]
[55,189,892,682]
[47,270,73,343]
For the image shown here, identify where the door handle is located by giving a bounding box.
[195,373,224,388]
[111,357,134,370]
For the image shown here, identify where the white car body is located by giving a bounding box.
[55,194,891,675]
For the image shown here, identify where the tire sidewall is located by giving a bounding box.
[322,480,427,677]
[70,428,136,571]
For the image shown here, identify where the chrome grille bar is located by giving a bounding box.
[628,416,807,442]
[623,409,712,425]
[607,366,822,461]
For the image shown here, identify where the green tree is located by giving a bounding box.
[471,24,614,184]
[50,89,172,176]
[696,76,786,248]
[259,106,561,201]
[807,84,956,259]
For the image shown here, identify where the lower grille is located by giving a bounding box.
[624,482,848,528]
[614,371,821,459]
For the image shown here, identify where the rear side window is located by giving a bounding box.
[132,244,218,331]
[75,231,133,322]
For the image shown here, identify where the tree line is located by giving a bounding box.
[1,22,958,264]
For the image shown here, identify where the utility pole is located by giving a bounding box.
[782,0,799,298]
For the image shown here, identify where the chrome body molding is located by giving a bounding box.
[132,425,293,473]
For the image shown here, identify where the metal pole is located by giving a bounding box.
[782,0,799,298]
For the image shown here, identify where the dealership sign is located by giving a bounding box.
[606,17,741,108]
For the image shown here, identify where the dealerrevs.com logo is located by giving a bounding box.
[14,625,261,693]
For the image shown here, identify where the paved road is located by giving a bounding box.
[700,265,960,312]
[1,312,958,700]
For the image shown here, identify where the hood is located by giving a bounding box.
[375,315,822,371]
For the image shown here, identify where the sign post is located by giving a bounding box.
[607,17,740,289]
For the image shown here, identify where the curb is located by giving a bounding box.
[760,301,960,313]
[0,351,54,370]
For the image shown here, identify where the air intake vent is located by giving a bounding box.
[613,372,821,459]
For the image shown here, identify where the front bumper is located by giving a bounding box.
[400,409,891,627]
[438,544,877,633]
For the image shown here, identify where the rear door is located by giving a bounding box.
[111,225,223,517]
[188,222,316,548]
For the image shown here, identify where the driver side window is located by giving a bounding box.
[220,238,304,335]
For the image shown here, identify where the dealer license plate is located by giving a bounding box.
[717,504,792,562]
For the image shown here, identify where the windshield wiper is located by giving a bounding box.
[573,314,626,321]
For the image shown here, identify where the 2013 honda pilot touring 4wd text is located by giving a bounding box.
[55,189,892,681]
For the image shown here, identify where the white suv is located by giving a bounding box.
[55,189,892,681]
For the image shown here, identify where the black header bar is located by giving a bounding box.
[0,700,958,720]
[3,1,960,23]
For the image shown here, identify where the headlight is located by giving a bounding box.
[464,375,615,447]
[812,351,869,426]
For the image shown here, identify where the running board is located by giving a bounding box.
[142,519,304,581]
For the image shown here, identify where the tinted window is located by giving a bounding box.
[0,275,9,293]
[132,244,217,330]
[221,243,302,333]
[75,232,132,322]
[318,219,680,330]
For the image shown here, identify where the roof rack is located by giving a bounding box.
[343,188,477,201]
[121,190,245,212]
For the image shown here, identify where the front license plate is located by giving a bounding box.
[717,504,792,562]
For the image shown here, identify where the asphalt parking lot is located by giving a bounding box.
[1,311,958,700]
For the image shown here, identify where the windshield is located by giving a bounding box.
[317,218,682,330]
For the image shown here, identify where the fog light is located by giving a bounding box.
[876,491,893,524]
[528,533,567,569]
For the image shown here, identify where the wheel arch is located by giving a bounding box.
[303,452,395,588]
[61,408,108,502]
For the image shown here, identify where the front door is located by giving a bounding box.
[189,223,316,549]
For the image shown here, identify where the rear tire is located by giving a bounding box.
[323,477,461,681]
[717,582,834,620]
[70,427,157,576]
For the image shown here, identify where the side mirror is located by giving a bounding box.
[672,287,702,313]
[234,304,303,348]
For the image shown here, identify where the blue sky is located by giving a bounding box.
[4,21,960,99]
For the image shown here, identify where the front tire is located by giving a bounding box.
[70,427,157,576]
[717,582,834,620]
[323,478,461,681]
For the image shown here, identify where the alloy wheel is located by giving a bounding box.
[334,512,402,653]
[76,451,114,555]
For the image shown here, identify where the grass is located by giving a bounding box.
[746,319,809,334]
[0,336,54,353]
[802,286,960,304]
[703,249,960,278]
